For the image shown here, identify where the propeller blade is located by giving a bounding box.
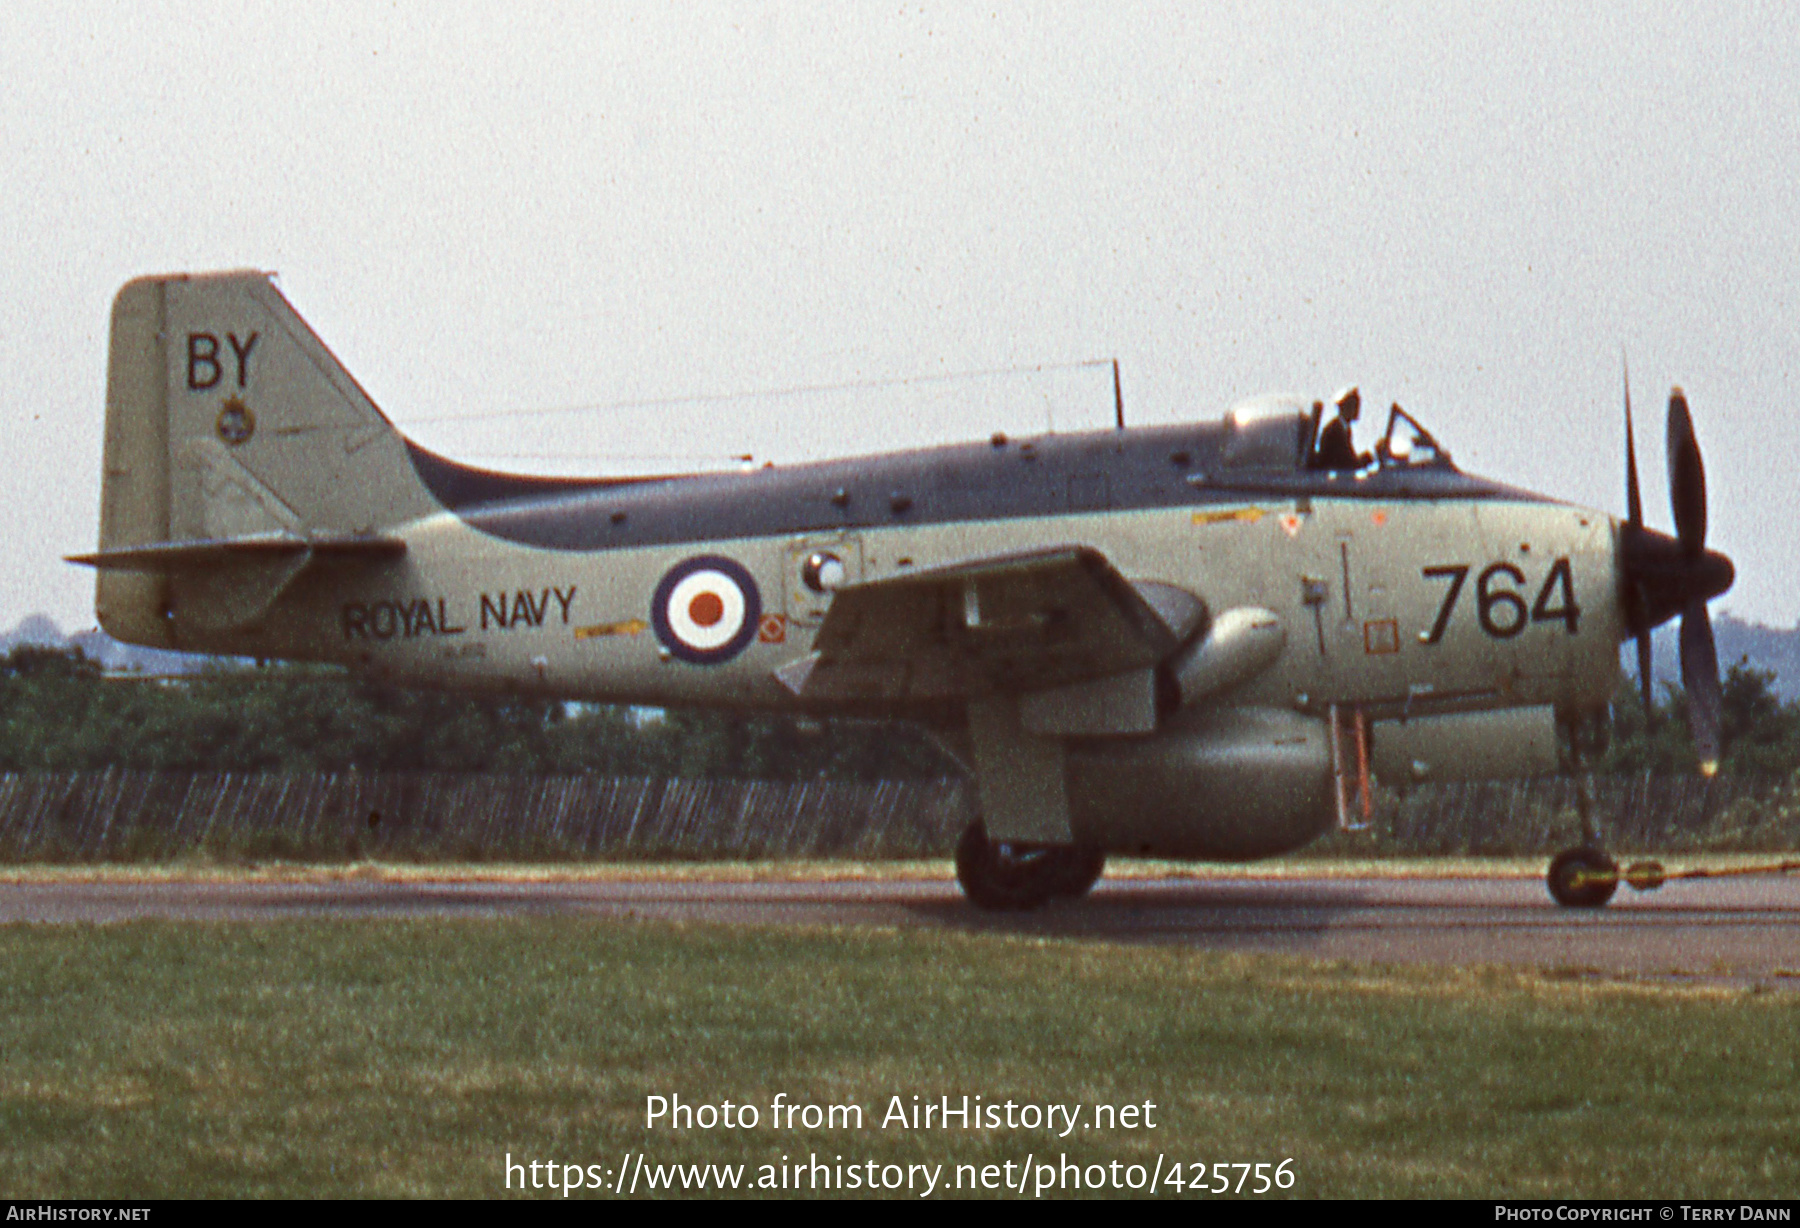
[1680,600,1723,776]
[1622,359,1655,721]
[1667,387,1707,556]
[1624,357,1642,531]
[1621,384,1733,773]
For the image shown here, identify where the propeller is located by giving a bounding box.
[1622,364,1654,719]
[1619,377,1736,774]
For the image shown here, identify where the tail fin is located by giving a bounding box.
[90,272,436,646]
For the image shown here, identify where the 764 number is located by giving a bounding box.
[1420,557,1578,644]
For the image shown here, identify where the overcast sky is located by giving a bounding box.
[4,2,1795,634]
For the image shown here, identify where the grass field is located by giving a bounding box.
[1,914,1797,1199]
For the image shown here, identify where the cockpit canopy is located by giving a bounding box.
[1217,394,1453,473]
[1220,394,1314,470]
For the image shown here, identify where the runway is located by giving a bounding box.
[4,870,1799,987]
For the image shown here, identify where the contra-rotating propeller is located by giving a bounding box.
[1619,374,1736,773]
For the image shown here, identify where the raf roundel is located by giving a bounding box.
[651,556,762,664]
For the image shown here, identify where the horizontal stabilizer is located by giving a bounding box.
[67,532,405,573]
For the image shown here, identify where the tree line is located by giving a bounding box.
[0,644,1794,778]
[1602,661,1800,776]
[0,647,949,777]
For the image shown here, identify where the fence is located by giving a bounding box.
[1313,773,1800,857]
[0,769,1795,863]
[0,771,973,862]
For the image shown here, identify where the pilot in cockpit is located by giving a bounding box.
[1310,385,1369,471]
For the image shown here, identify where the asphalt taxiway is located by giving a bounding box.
[3,871,1797,988]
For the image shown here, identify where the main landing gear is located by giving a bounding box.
[954,820,1106,911]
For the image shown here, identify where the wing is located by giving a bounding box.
[774,545,1196,702]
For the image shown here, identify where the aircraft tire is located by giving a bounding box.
[954,821,1058,911]
[1546,847,1619,909]
[1049,846,1106,898]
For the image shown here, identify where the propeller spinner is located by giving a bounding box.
[1620,382,1736,773]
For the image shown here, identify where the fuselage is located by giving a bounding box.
[227,407,1624,735]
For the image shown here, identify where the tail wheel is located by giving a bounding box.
[954,821,1066,911]
[1547,847,1619,909]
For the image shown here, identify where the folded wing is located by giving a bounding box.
[775,545,1198,702]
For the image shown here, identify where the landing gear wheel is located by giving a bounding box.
[1547,847,1619,909]
[954,821,1077,911]
[1049,846,1106,898]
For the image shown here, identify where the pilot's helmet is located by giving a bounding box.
[1331,385,1361,421]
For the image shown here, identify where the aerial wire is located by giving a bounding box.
[395,357,1121,427]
